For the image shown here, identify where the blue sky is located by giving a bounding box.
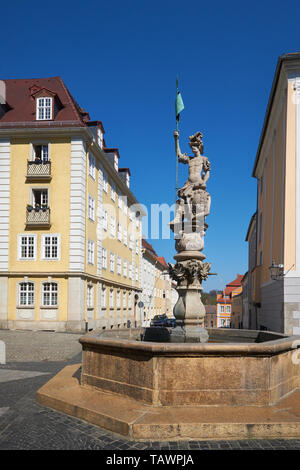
[2,0,300,291]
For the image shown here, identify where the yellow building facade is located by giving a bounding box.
[0,77,144,332]
[248,53,300,334]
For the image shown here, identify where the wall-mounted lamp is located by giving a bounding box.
[269,260,284,280]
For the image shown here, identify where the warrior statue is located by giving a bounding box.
[170,130,211,233]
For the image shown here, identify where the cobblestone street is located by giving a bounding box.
[1,330,300,450]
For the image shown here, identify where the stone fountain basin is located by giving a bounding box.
[79,328,300,407]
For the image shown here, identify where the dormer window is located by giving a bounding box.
[36,97,52,120]
[114,153,118,171]
[97,129,103,149]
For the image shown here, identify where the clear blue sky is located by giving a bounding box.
[2,0,300,291]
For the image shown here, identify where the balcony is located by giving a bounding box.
[26,160,51,181]
[26,205,51,228]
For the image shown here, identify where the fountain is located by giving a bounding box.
[37,128,300,441]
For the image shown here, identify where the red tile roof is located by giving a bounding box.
[224,274,243,295]
[156,256,168,268]
[0,76,91,128]
[216,297,232,304]
[142,238,158,257]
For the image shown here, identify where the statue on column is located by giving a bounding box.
[168,129,213,342]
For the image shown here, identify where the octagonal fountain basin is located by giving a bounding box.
[79,328,300,408]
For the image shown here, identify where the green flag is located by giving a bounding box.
[175,78,184,122]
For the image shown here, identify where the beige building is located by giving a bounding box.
[248,52,300,334]
[140,238,173,324]
[0,77,144,332]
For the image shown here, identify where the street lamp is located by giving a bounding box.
[269,260,284,280]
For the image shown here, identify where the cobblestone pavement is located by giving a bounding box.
[1,330,300,450]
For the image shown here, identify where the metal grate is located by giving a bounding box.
[26,207,50,225]
[27,161,51,177]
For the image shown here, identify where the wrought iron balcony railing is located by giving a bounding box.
[26,206,51,227]
[26,160,51,180]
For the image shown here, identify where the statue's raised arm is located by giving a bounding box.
[174,130,189,163]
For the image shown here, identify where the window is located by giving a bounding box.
[18,235,36,260]
[101,286,107,309]
[19,282,34,306]
[123,198,127,215]
[87,240,95,265]
[102,247,107,269]
[97,129,103,149]
[110,216,116,238]
[135,267,138,282]
[226,305,231,313]
[87,284,94,308]
[123,228,127,246]
[123,260,127,277]
[118,191,123,209]
[128,292,132,309]
[136,240,139,255]
[32,188,48,208]
[117,256,122,275]
[33,144,49,162]
[129,234,133,250]
[110,252,115,272]
[89,153,96,179]
[103,171,108,193]
[220,305,225,313]
[88,195,95,221]
[123,290,127,308]
[36,97,52,120]
[42,282,58,306]
[111,182,116,201]
[102,209,108,230]
[117,222,122,241]
[129,263,132,280]
[221,319,225,327]
[114,154,118,171]
[41,234,59,260]
[117,290,121,309]
[109,288,114,309]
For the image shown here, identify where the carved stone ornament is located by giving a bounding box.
[168,260,211,286]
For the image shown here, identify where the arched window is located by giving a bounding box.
[19,282,34,306]
[42,282,58,306]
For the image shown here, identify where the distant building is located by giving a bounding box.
[246,52,300,334]
[216,274,243,328]
[231,291,243,329]
[204,305,216,328]
[141,238,172,324]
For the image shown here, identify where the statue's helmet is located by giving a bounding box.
[189,131,204,152]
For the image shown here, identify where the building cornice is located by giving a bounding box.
[0,271,142,291]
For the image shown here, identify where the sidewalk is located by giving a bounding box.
[1,329,300,450]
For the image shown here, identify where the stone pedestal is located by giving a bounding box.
[169,258,211,342]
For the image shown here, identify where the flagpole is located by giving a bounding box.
[175,77,179,205]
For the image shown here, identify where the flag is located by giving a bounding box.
[175,78,184,122]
